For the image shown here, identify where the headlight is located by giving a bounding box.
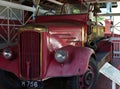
[55,50,67,63]
[2,49,13,60]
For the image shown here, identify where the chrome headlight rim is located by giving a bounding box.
[2,48,13,60]
[55,50,67,63]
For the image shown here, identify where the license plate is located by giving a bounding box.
[21,80,44,88]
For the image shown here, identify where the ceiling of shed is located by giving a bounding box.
[3,0,120,10]
[5,0,120,4]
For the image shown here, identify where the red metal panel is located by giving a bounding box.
[0,46,19,77]
[36,14,88,23]
[42,45,94,79]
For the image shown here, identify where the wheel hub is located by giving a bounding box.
[84,70,93,86]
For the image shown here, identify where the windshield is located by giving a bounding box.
[38,3,89,16]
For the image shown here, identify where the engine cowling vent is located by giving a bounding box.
[19,31,41,80]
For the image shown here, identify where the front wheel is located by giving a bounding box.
[80,57,98,89]
[66,57,98,89]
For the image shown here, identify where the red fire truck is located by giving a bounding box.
[0,2,111,89]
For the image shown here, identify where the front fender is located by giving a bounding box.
[43,45,95,79]
[0,55,19,77]
[0,46,19,77]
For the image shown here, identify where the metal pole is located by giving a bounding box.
[112,81,116,89]
[47,0,63,5]
[7,7,10,43]
[0,0,48,14]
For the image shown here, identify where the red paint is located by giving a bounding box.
[36,14,88,23]
[0,46,19,77]
[43,45,94,79]
[0,13,110,81]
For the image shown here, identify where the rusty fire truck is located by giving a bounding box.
[0,1,111,89]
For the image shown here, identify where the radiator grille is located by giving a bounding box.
[20,31,41,79]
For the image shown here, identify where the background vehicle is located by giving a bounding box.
[0,1,111,89]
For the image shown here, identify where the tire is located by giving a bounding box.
[0,69,25,89]
[66,57,98,89]
[80,57,98,89]
[44,57,98,89]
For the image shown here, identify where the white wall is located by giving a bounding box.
[111,2,120,34]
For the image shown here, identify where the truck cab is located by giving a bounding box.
[0,1,111,89]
